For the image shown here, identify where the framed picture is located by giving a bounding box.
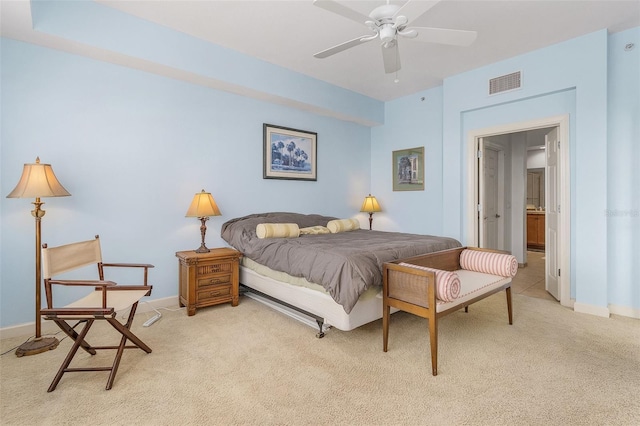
[264,124,317,181]
[392,146,424,191]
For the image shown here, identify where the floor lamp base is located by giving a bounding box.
[15,336,59,357]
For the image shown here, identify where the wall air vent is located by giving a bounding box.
[489,71,522,95]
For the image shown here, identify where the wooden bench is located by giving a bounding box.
[382,247,517,375]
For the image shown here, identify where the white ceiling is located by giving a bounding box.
[2,1,639,102]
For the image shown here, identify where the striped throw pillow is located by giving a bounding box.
[398,263,461,302]
[459,249,518,277]
[256,223,300,239]
[327,218,360,233]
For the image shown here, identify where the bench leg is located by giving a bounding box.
[506,287,513,325]
[382,304,390,352]
[428,317,438,376]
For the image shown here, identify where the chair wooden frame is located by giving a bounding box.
[41,235,154,391]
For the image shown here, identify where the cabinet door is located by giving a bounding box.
[537,215,545,245]
[526,214,537,245]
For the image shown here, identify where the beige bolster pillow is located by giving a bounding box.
[459,249,518,277]
[327,218,360,233]
[256,223,300,239]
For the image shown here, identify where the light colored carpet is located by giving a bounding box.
[1,293,639,425]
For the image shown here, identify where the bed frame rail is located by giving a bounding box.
[240,284,327,338]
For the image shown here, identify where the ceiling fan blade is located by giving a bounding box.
[394,0,441,24]
[313,0,370,25]
[314,36,374,59]
[408,27,477,46]
[381,42,401,74]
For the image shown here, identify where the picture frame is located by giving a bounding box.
[392,146,425,191]
[264,124,317,181]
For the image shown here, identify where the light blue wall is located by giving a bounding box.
[607,28,640,310]
[29,0,384,127]
[372,29,639,313]
[370,86,445,235]
[0,39,372,327]
[441,30,609,310]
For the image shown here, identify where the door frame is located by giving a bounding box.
[465,114,572,308]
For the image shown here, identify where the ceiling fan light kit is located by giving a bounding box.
[379,25,396,44]
[313,0,477,75]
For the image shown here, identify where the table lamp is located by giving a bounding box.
[360,194,381,230]
[185,189,221,253]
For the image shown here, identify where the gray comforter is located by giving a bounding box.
[221,212,461,313]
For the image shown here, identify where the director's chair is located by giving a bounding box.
[40,235,153,391]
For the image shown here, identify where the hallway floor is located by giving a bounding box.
[511,251,557,301]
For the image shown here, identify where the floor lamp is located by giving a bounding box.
[7,157,71,357]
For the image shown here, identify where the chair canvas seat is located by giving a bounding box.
[59,289,151,319]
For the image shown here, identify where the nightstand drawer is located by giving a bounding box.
[197,285,231,302]
[197,273,232,288]
[197,262,232,276]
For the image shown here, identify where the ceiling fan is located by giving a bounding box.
[312,0,477,74]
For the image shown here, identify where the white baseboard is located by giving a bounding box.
[573,302,611,318]
[0,296,179,340]
[609,304,640,319]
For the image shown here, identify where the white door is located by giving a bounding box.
[478,140,503,250]
[545,127,560,300]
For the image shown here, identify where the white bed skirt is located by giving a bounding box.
[240,266,396,332]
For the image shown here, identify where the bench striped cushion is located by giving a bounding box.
[398,263,461,302]
[460,249,518,277]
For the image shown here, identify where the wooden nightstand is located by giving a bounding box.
[176,248,241,316]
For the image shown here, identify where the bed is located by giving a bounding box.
[221,212,461,336]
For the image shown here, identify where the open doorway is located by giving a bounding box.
[479,130,554,301]
[467,115,571,307]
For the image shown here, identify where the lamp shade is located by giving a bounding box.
[6,157,71,199]
[185,190,221,218]
[360,194,381,213]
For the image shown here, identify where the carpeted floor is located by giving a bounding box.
[1,292,639,425]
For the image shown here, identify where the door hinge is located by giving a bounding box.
[477,150,482,158]
[558,140,561,149]
[477,203,482,212]
[558,269,561,277]
[558,204,561,213]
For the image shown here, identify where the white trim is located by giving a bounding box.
[574,302,610,318]
[466,114,571,308]
[0,296,179,340]
[608,304,640,319]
